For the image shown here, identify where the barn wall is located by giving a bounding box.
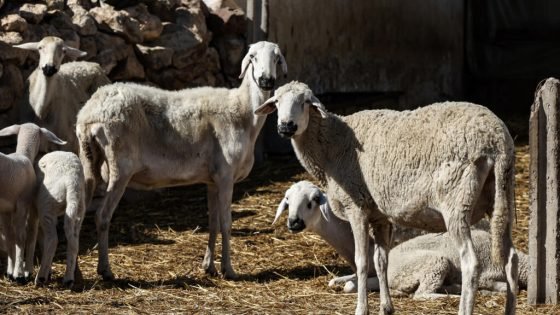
[248,0,465,108]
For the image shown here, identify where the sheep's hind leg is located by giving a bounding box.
[202,184,220,276]
[35,214,57,286]
[373,224,394,315]
[96,172,132,281]
[1,213,14,280]
[13,201,30,284]
[216,178,237,279]
[412,256,452,300]
[63,200,85,288]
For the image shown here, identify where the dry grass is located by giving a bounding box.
[1,144,558,315]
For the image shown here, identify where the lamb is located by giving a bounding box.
[33,151,86,287]
[15,36,111,153]
[275,181,529,297]
[0,123,66,283]
[255,81,519,315]
[75,41,287,281]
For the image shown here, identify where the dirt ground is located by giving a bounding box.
[1,144,559,315]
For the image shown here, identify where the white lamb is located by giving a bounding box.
[276,181,529,297]
[255,81,518,315]
[75,41,287,280]
[15,36,110,153]
[32,151,86,288]
[0,123,66,283]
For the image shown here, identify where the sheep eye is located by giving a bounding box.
[307,202,312,209]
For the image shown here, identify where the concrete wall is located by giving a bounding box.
[241,0,465,108]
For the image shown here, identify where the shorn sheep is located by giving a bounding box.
[0,123,66,283]
[256,81,518,315]
[33,151,86,287]
[15,36,110,153]
[276,181,529,297]
[75,41,287,280]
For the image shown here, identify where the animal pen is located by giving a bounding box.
[1,0,560,314]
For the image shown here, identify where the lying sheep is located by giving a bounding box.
[0,123,66,283]
[33,151,86,287]
[276,181,529,297]
[15,36,110,153]
[256,81,518,315]
[75,41,287,280]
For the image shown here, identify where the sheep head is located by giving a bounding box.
[274,181,330,233]
[15,36,87,78]
[0,123,67,160]
[239,41,287,91]
[255,81,328,138]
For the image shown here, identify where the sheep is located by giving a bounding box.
[32,151,86,288]
[274,180,377,283]
[275,181,529,297]
[255,81,519,315]
[0,123,66,283]
[15,36,111,153]
[75,41,287,281]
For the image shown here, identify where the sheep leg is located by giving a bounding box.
[216,178,236,279]
[504,246,518,315]
[24,208,39,280]
[96,172,131,281]
[35,214,57,286]
[373,224,394,315]
[413,256,452,299]
[1,213,14,279]
[329,273,357,287]
[202,184,220,276]
[499,164,518,315]
[342,276,381,293]
[13,201,29,284]
[348,210,370,315]
[63,198,85,287]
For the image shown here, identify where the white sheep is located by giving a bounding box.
[32,151,86,288]
[276,181,529,297]
[15,36,111,153]
[0,123,66,283]
[75,41,287,281]
[256,81,518,315]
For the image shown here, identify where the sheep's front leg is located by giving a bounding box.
[1,213,14,279]
[13,202,30,284]
[348,210,370,315]
[373,224,394,315]
[203,184,220,276]
[217,178,236,279]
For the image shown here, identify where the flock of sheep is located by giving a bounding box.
[0,35,523,315]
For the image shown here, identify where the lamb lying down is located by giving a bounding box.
[275,181,528,298]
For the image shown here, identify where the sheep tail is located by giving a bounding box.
[76,122,104,207]
[490,153,515,268]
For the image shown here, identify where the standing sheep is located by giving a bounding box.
[0,123,66,283]
[256,81,518,315]
[276,181,529,297]
[75,41,287,281]
[15,36,111,153]
[33,151,86,288]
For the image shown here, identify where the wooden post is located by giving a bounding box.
[528,77,560,304]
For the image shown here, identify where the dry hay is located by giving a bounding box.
[1,145,558,315]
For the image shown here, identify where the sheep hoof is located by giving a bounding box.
[379,303,394,315]
[35,277,47,286]
[222,270,238,280]
[15,276,28,285]
[63,280,74,289]
[204,265,219,277]
[98,270,114,281]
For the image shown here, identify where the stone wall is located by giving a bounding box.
[0,0,246,129]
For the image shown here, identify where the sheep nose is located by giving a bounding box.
[278,121,297,138]
[42,65,58,77]
[258,77,275,91]
[288,217,306,232]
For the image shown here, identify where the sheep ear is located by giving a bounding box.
[0,124,21,137]
[316,192,331,222]
[273,197,289,225]
[14,41,40,51]
[308,95,328,118]
[239,52,252,79]
[275,46,288,78]
[64,45,87,59]
[40,128,67,145]
[254,95,277,116]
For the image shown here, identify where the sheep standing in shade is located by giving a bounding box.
[276,181,529,297]
[256,81,518,315]
[0,123,66,283]
[15,36,110,153]
[33,151,86,288]
[75,41,287,281]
